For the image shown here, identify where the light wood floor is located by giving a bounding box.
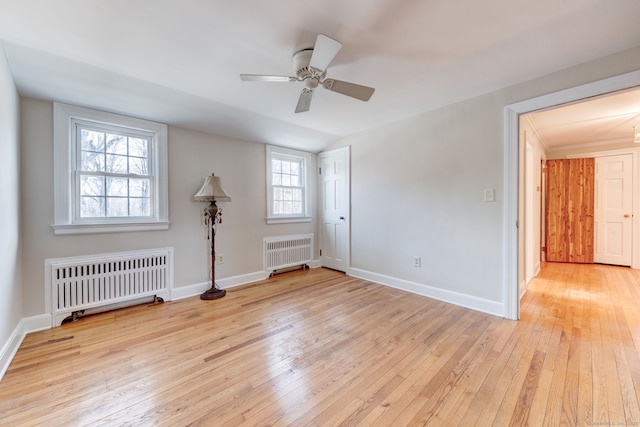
[1,263,640,426]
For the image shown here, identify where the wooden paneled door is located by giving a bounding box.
[545,158,595,263]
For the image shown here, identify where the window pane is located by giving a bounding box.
[273,200,283,214]
[129,157,148,175]
[283,201,293,214]
[292,202,302,213]
[272,173,281,185]
[106,154,128,174]
[80,175,105,196]
[282,175,291,186]
[129,198,150,216]
[105,134,127,154]
[107,177,128,197]
[282,161,291,174]
[272,159,281,173]
[129,137,148,158]
[129,178,149,198]
[292,188,302,201]
[107,197,128,216]
[273,187,283,201]
[290,161,300,175]
[81,151,105,172]
[80,196,105,217]
[81,129,105,152]
[290,175,300,187]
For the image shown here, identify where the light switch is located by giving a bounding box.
[484,189,495,202]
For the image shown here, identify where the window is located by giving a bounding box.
[53,102,169,234]
[266,145,312,223]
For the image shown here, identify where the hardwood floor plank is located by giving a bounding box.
[508,349,545,426]
[1,263,640,426]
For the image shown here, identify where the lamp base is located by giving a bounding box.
[200,287,226,300]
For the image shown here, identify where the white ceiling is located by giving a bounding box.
[1,0,639,152]
[526,87,640,151]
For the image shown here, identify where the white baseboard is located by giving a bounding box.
[348,268,504,317]
[171,270,269,301]
[0,321,24,382]
[217,271,269,289]
[170,281,211,301]
[0,314,51,382]
[23,314,52,333]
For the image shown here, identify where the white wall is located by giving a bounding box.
[0,46,22,354]
[19,98,317,318]
[342,93,504,306]
[520,116,546,290]
[331,46,640,314]
[15,45,640,321]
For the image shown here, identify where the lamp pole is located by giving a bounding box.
[201,200,226,300]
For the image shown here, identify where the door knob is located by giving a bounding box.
[624,214,631,218]
[339,216,345,220]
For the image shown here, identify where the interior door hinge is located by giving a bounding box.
[318,167,322,175]
[319,249,322,256]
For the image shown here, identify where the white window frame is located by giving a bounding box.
[53,102,169,235]
[266,145,312,224]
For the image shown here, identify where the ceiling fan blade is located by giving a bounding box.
[309,34,342,72]
[240,74,297,82]
[295,89,313,113]
[323,79,375,102]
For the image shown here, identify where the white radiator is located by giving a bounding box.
[45,248,173,326]
[264,234,313,274]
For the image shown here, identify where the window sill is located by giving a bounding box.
[266,217,312,225]
[52,221,171,235]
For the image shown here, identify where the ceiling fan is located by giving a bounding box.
[240,34,375,113]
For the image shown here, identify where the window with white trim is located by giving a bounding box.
[53,102,169,235]
[266,145,312,223]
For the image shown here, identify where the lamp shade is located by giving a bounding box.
[194,174,231,202]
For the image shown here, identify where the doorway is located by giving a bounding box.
[504,70,640,320]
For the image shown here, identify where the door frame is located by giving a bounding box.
[318,146,351,273]
[503,69,640,320]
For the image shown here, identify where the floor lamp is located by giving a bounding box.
[194,173,231,300]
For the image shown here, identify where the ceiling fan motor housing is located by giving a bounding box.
[293,49,325,88]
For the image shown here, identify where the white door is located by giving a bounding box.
[595,154,633,266]
[319,147,349,272]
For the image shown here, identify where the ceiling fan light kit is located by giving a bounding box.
[240,34,375,113]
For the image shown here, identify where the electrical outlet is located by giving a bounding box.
[413,256,421,267]
[217,254,224,264]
